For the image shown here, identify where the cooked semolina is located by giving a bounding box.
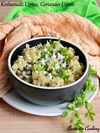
[12,40,85,87]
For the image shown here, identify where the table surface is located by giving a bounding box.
[0,1,100,133]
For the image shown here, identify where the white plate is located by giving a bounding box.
[2,75,99,116]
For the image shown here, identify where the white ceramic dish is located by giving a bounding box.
[2,75,99,116]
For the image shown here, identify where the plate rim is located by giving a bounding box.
[2,75,99,116]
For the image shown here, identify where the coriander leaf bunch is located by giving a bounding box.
[61,65,98,133]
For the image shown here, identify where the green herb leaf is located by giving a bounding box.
[49,46,53,53]
[61,64,97,133]
[58,37,61,43]
[85,65,97,91]
[84,101,96,121]
[61,110,68,118]
[17,55,20,58]
[59,47,68,56]
[84,111,96,121]
[85,101,94,111]
[48,41,56,53]
[31,67,35,71]
[77,130,84,133]
[70,111,85,127]
[58,69,69,80]
[41,51,47,59]
[37,63,43,71]
[89,65,97,75]
[67,102,76,110]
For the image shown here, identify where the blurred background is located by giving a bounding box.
[0,0,100,21]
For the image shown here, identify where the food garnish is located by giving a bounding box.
[61,65,97,133]
[12,40,85,87]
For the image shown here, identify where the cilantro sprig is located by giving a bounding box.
[61,65,97,133]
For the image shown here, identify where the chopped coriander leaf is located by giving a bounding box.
[58,37,61,43]
[58,69,66,79]
[58,69,69,80]
[63,57,67,62]
[69,54,73,59]
[51,70,58,76]
[31,60,34,64]
[17,55,23,59]
[17,55,20,58]
[66,54,73,63]
[51,62,56,67]
[37,63,44,71]
[47,68,52,73]
[48,46,53,53]
[59,47,68,56]
[64,75,70,83]
[41,51,47,59]
[48,52,53,57]
[39,42,42,45]
[43,65,47,71]
[23,77,30,82]
[37,43,43,49]
[49,39,52,43]
[48,42,56,53]
[31,67,35,71]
